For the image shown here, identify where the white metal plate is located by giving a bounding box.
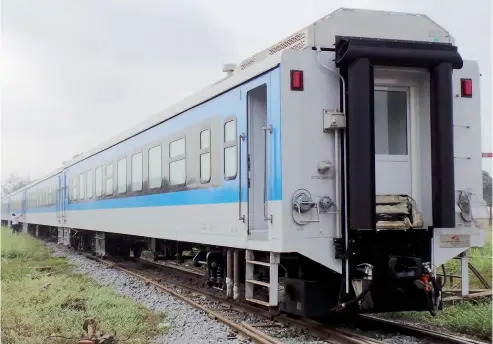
[438,234,470,248]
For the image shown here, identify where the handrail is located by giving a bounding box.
[262,125,273,223]
[238,133,246,223]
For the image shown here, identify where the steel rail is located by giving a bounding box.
[81,253,279,344]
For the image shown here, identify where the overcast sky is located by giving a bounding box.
[1,0,492,184]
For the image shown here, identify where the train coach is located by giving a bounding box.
[1,8,489,318]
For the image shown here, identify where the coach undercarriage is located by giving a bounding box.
[51,214,442,318]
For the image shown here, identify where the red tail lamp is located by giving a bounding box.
[290,70,303,91]
[461,78,472,98]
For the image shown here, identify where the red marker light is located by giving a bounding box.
[461,78,472,98]
[290,70,303,91]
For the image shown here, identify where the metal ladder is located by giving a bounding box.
[245,250,280,307]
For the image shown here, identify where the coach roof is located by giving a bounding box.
[7,8,453,197]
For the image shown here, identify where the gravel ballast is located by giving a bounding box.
[47,242,245,344]
[45,242,328,344]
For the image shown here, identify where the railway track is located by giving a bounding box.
[75,251,489,344]
[358,316,488,344]
[81,253,386,344]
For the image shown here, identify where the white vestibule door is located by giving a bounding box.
[374,86,412,196]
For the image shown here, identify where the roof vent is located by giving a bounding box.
[222,64,236,77]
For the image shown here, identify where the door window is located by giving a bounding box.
[374,90,408,155]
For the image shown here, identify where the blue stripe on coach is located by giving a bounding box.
[25,67,283,214]
[26,185,281,213]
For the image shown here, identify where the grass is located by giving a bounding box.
[387,227,493,341]
[440,229,493,290]
[1,227,167,344]
[387,299,492,340]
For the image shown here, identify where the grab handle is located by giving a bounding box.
[238,133,246,223]
[262,125,273,223]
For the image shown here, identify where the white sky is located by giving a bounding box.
[1,0,492,183]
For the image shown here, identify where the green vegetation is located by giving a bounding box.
[387,299,492,340]
[388,227,492,341]
[1,227,166,344]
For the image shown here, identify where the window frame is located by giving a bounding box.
[199,127,211,184]
[148,145,162,190]
[131,152,143,192]
[72,176,78,201]
[95,166,103,197]
[169,136,186,187]
[117,157,127,194]
[223,118,237,180]
[105,163,114,196]
[87,169,93,199]
[79,173,85,200]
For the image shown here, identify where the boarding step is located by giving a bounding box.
[246,279,270,288]
[245,250,280,307]
[376,195,423,230]
[245,298,271,307]
[246,260,271,267]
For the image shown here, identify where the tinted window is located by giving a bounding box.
[169,138,186,186]
[148,146,162,189]
[87,170,93,198]
[117,158,127,194]
[131,153,143,191]
[224,120,237,179]
[95,166,102,196]
[79,173,85,200]
[200,129,211,183]
[105,164,113,196]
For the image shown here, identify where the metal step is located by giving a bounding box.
[246,279,270,288]
[375,195,423,230]
[246,260,271,267]
[246,298,271,307]
[245,250,280,307]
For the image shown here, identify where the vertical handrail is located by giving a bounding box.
[56,186,60,222]
[62,173,67,224]
[238,133,246,223]
[262,125,273,223]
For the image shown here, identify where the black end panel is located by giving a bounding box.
[335,37,462,231]
[346,58,376,230]
[335,36,463,69]
[430,63,456,228]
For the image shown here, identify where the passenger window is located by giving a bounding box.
[200,129,211,183]
[73,177,78,201]
[131,153,143,191]
[117,158,127,194]
[87,170,93,199]
[95,166,103,197]
[169,138,186,186]
[200,129,210,149]
[68,179,72,201]
[79,173,85,200]
[105,163,114,196]
[148,145,162,189]
[224,120,237,179]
